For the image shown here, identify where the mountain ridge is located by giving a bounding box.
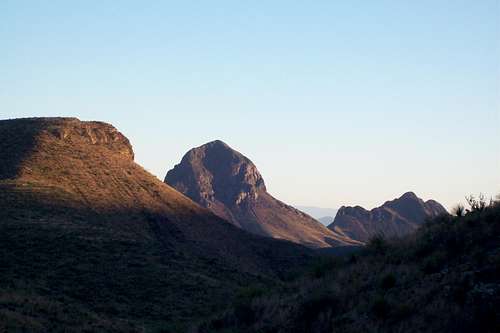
[165,140,359,248]
[328,191,447,242]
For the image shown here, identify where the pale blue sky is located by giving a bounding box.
[1,1,499,209]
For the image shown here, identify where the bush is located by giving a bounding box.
[371,296,390,319]
[309,257,339,279]
[420,250,447,274]
[391,303,413,321]
[452,204,465,217]
[367,235,388,255]
[235,285,265,303]
[380,273,396,290]
[294,293,337,332]
[465,194,488,213]
[232,285,266,325]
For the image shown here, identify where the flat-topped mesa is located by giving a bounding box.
[0,118,134,180]
[39,118,134,160]
[165,140,360,248]
[4,117,133,157]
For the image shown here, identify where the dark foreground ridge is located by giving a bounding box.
[165,140,359,248]
[0,118,313,332]
[197,200,500,333]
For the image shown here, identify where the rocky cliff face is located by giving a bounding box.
[165,140,265,228]
[0,118,134,181]
[165,140,359,248]
[45,118,135,160]
[328,192,447,242]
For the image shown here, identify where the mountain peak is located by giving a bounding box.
[399,191,419,201]
[329,192,447,242]
[203,139,230,148]
[165,141,359,248]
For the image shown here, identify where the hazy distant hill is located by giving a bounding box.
[0,118,312,331]
[295,206,338,220]
[328,192,447,242]
[318,216,335,225]
[165,140,358,248]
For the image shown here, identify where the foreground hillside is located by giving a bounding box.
[0,118,312,332]
[165,140,358,248]
[198,199,500,332]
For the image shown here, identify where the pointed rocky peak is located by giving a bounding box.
[336,205,368,216]
[166,140,266,209]
[382,191,421,207]
[329,192,448,242]
[399,191,419,201]
[204,139,231,148]
[165,141,358,248]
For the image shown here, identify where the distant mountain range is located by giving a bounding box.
[165,140,359,248]
[317,216,335,225]
[328,192,447,242]
[294,206,338,225]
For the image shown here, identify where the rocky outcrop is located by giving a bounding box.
[51,121,133,159]
[0,118,134,180]
[165,140,359,248]
[328,192,447,242]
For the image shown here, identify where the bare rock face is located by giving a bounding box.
[328,192,448,242]
[42,118,135,160]
[165,140,265,227]
[165,140,359,248]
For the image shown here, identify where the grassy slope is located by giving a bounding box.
[198,203,500,333]
[0,118,312,332]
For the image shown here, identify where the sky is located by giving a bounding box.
[1,1,499,210]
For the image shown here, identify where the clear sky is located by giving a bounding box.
[1,1,499,210]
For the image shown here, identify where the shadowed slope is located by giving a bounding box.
[165,140,359,248]
[0,118,312,332]
[197,202,500,333]
[328,192,447,242]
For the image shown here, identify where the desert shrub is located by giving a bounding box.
[452,204,465,217]
[233,302,255,326]
[367,235,388,255]
[420,250,447,274]
[371,296,390,319]
[450,272,475,307]
[293,292,337,332]
[391,302,413,321]
[231,285,266,325]
[299,293,336,321]
[309,257,339,279]
[380,273,396,290]
[235,285,265,302]
[465,194,488,213]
